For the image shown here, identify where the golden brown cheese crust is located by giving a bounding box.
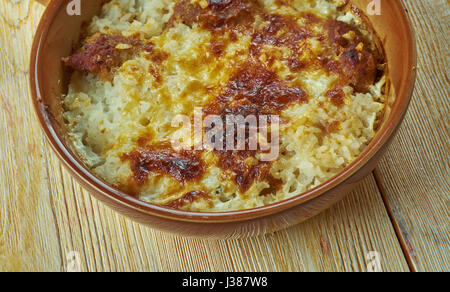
[65,1,380,90]
[122,143,205,186]
[63,33,143,80]
[203,61,308,191]
[165,190,212,209]
[63,0,387,211]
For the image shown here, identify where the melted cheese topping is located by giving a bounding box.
[63,0,386,212]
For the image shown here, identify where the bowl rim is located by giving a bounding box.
[29,0,417,223]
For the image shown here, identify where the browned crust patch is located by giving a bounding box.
[62,33,143,80]
[121,145,205,185]
[165,190,212,209]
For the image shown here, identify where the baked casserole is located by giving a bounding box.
[62,0,387,212]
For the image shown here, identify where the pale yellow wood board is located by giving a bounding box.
[373,0,450,272]
[0,0,446,272]
[0,0,61,271]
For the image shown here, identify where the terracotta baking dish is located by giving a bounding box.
[30,0,416,238]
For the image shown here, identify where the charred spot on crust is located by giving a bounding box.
[209,40,226,56]
[317,120,341,135]
[287,57,307,72]
[169,0,203,28]
[165,190,211,210]
[62,33,142,80]
[170,0,257,31]
[301,12,322,24]
[143,42,170,85]
[324,20,379,92]
[202,0,257,31]
[122,145,205,185]
[211,62,308,115]
[223,154,272,192]
[259,174,283,196]
[326,20,355,49]
[251,13,312,57]
[319,57,342,74]
[340,47,376,92]
[144,42,170,64]
[326,88,345,106]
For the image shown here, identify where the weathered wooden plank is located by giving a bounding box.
[373,0,449,272]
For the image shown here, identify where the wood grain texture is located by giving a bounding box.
[0,0,446,272]
[373,0,450,272]
[0,0,62,271]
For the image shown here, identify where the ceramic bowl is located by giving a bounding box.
[30,0,416,238]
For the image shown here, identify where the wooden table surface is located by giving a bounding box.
[0,0,448,272]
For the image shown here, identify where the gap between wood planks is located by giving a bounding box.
[41,136,65,271]
[372,169,417,272]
